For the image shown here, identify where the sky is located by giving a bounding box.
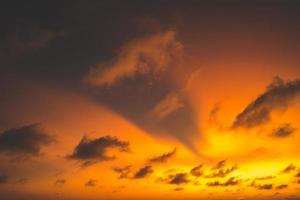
[1,1,300,200]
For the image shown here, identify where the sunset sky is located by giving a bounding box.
[1,1,300,200]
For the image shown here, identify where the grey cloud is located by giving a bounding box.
[251,182,273,190]
[206,165,238,178]
[272,124,296,137]
[168,173,190,185]
[67,135,129,166]
[149,148,176,163]
[0,124,54,158]
[133,165,153,179]
[232,77,300,129]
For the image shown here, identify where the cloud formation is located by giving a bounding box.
[232,77,300,128]
[206,177,239,187]
[168,173,190,185]
[112,165,132,179]
[85,179,97,187]
[83,31,183,87]
[67,135,129,166]
[190,164,203,177]
[0,174,8,184]
[0,124,53,158]
[150,92,184,120]
[55,179,66,186]
[272,124,296,137]
[133,165,153,179]
[148,148,176,163]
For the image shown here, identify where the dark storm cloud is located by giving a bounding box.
[190,164,203,177]
[9,27,65,52]
[281,164,296,174]
[67,135,129,167]
[0,124,54,158]
[206,177,239,187]
[168,173,190,185]
[85,179,97,187]
[232,77,300,129]
[112,165,132,179]
[149,148,176,163]
[272,124,296,137]
[133,165,153,179]
[275,184,288,190]
[55,179,66,186]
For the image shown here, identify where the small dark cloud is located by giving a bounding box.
[0,124,54,158]
[206,165,238,178]
[149,148,176,163]
[190,164,203,177]
[168,173,190,185]
[133,165,153,179]
[272,124,296,137]
[0,174,8,184]
[295,171,300,178]
[232,77,300,129]
[281,164,296,174]
[275,184,288,190]
[67,135,129,166]
[212,160,226,170]
[85,179,97,187]
[174,187,184,191]
[206,177,239,187]
[55,179,66,186]
[112,165,132,179]
[251,182,273,190]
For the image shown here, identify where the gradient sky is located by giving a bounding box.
[1,1,300,200]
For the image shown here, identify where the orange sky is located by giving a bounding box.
[1,1,300,200]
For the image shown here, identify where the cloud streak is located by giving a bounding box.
[232,77,300,129]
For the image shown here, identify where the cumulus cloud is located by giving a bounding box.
[232,77,300,129]
[272,124,296,137]
[190,164,203,177]
[85,179,97,187]
[206,177,239,187]
[0,124,54,158]
[67,135,129,167]
[83,31,183,87]
[148,148,176,163]
[168,173,190,185]
[133,165,153,179]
